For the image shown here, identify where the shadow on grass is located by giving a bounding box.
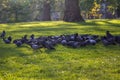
[3,19,119,37]
[45,49,56,54]
[80,19,120,27]
[57,19,120,28]
[11,27,77,33]
[0,47,27,58]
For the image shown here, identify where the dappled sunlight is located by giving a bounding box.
[86,19,120,26]
[0,24,8,27]
[0,20,120,37]
[0,19,120,80]
[19,21,67,27]
[95,21,106,25]
[108,19,120,24]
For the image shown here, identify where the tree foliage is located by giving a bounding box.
[0,0,119,23]
[80,0,120,19]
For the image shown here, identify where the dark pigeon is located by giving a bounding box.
[0,30,6,38]
[3,36,12,44]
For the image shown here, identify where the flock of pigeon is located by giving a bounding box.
[0,30,120,51]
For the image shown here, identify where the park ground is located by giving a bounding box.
[0,19,120,80]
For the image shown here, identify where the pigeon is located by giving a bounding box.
[106,31,114,38]
[0,30,6,38]
[13,40,23,47]
[115,36,120,45]
[3,36,12,44]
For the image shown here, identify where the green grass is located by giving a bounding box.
[0,19,120,80]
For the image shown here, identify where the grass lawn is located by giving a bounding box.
[0,19,120,80]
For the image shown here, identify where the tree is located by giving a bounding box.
[0,0,31,23]
[42,0,51,21]
[80,0,95,19]
[63,0,85,22]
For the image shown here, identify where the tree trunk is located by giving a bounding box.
[42,0,51,21]
[63,0,85,22]
[15,10,18,22]
[116,5,120,18]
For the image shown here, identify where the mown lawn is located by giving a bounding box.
[0,19,120,80]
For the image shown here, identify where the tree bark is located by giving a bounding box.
[116,5,120,18]
[42,0,51,21]
[63,0,85,22]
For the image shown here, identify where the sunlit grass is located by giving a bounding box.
[0,19,120,80]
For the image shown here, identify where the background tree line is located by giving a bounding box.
[0,0,119,23]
